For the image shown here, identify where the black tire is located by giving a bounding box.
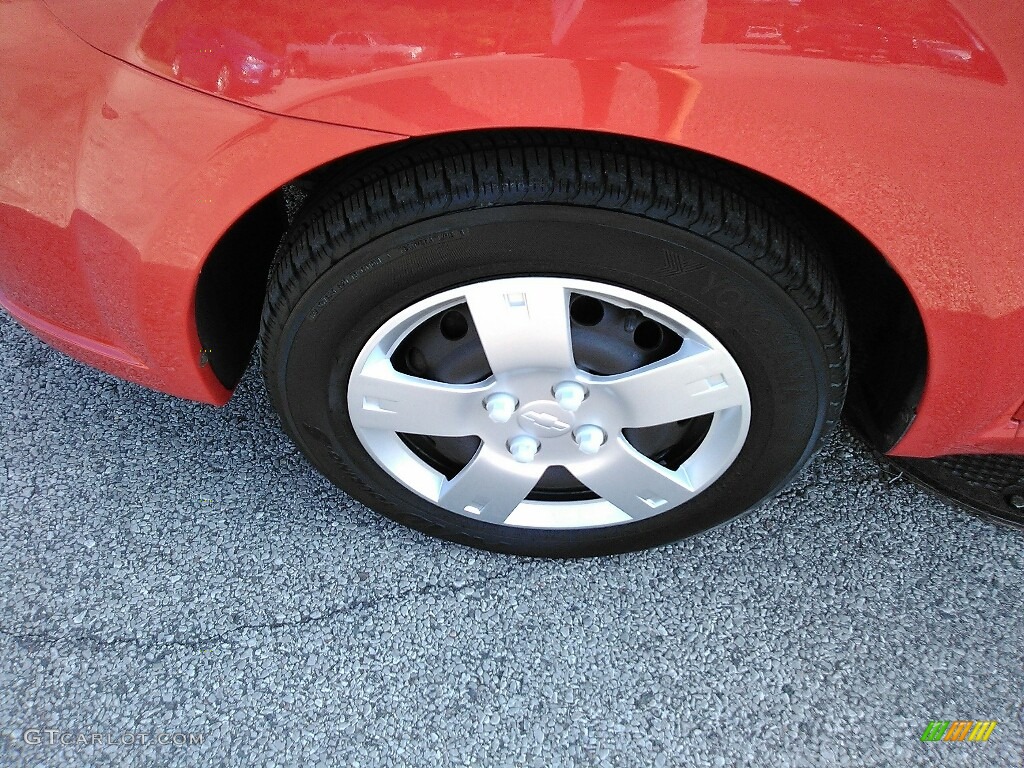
[261,132,849,557]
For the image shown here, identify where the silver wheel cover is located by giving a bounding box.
[348,277,751,529]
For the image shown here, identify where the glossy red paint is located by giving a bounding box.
[1,0,1022,456]
[0,0,400,403]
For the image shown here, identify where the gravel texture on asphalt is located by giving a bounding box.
[0,309,1022,768]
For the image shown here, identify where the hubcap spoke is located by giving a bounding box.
[573,435,697,520]
[438,447,545,523]
[591,341,747,427]
[349,361,490,437]
[463,279,575,374]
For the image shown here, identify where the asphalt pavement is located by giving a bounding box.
[0,309,1022,768]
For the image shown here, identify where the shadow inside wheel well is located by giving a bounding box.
[792,198,927,451]
[193,128,927,451]
[194,191,288,389]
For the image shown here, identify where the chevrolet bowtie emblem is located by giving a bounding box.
[520,411,571,432]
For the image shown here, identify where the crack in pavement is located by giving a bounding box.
[0,563,522,652]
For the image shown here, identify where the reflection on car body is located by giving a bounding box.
[287,31,426,77]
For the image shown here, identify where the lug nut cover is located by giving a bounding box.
[484,392,518,423]
[574,425,606,455]
[508,435,541,463]
[553,381,587,412]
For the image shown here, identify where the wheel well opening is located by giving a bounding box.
[786,189,927,451]
[194,128,926,450]
[194,191,288,389]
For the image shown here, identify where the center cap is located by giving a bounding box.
[516,400,575,437]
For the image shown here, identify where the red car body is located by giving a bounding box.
[1,0,1021,458]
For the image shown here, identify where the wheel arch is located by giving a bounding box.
[194,128,926,452]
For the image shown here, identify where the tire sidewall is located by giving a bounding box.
[271,205,830,556]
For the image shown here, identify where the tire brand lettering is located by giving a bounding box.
[398,228,467,254]
[309,254,386,320]
[701,270,747,309]
[308,229,467,321]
